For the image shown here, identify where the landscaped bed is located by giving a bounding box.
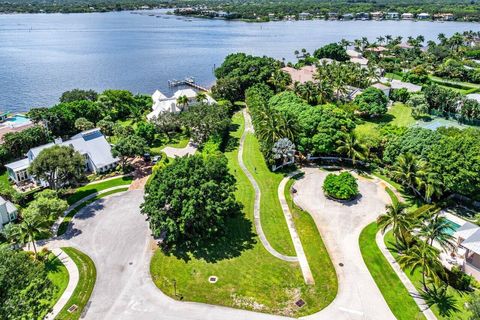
[56,247,96,320]
[149,111,337,317]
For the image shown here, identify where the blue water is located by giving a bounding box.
[446,220,461,236]
[0,10,478,112]
[5,114,30,124]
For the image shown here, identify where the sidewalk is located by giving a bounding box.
[45,248,80,320]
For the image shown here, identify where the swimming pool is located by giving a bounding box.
[445,219,461,236]
[4,114,31,125]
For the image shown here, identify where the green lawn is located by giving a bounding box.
[150,133,190,155]
[149,111,337,317]
[66,176,133,205]
[0,168,14,193]
[41,253,70,319]
[384,231,475,320]
[359,223,426,320]
[385,72,403,80]
[355,102,415,140]
[56,247,96,320]
[243,132,295,256]
[58,187,129,236]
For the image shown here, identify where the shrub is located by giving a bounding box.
[323,172,359,200]
[390,88,410,103]
[354,87,388,117]
[446,266,474,291]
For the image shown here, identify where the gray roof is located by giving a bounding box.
[6,128,117,172]
[466,94,480,103]
[4,158,29,171]
[462,229,480,255]
[455,221,479,240]
[0,196,17,214]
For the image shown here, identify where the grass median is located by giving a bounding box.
[66,176,133,205]
[56,247,96,320]
[359,223,425,320]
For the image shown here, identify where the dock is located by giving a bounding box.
[168,76,209,91]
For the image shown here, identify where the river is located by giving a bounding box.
[0,10,478,112]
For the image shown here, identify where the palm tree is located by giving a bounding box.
[17,210,49,259]
[419,214,455,252]
[336,132,366,165]
[377,201,412,243]
[419,170,444,204]
[376,36,385,45]
[196,92,207,103]
[398,242,443,291]
[339,38,351,50]
[269,70,292,93]
[420,284,459,317]
[390,153,426,199]
[176,95,189,111]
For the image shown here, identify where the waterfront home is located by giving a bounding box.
[366,46,388,53]
[327,12,338,20]
[350,57,369,66]
[401,13,415,20]
[434,13,454,21]
[385,12,399,20]
[370,11,383,20]
[5,128,118,186]
[341,13,354,20]
[147,88,216,120]
[381,78,422,92]
[346,49,362,58]
[417,13,430,20]
[281,66,317,84]
[355,12,369,20]
[0,111,8,122]
[0,196,17,230]
[298,12,311,20]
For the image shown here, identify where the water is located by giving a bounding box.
[446,219,461,236]
[0,10,478,112]
[4,114,30,124]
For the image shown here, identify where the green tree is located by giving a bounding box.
[467,293,480,320]
[97,118,115,136]
[111,135,148,171]
[176,95,189,111]
[211,77,243,102]
[152,112,181,140]
[399,242,444,291]
[406,94,429,118]
[336,132,366,164]
[180,102,230,145]
[323,172,359,200]
[141,154,241,250]
[25,189,68,221]
[135,121,156,144]
[97,89,136,121]
[196,91,207,103]
[74,117,95,132]
[29,145,85,190]
[390,153,426,198]
[419,214,455,251]
[17,209,50,258]
[0,247,55,319]
[377,201,412,243]
[354,87,388,117]
[314,42,349,61]
[60,89,98,103]
[268,69,292,93]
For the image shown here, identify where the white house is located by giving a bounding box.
[147,88,216,120]
[5,128,119,186]
[371,82,391,97]
[401,13,415,20]
[0,196,17,230]
[417,13,430,20]
[454,222,480,281]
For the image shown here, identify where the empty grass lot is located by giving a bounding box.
[360,223,425,320]
[150,111,337,317]
[56,247,96,320]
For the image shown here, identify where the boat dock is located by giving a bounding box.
[168,76,209,91]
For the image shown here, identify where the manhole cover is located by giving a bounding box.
[339,263,344,267]
[208,276,218,283]
[67,304,78,313]
[295,299,306,308]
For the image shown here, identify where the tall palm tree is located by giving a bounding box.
[339,38,351,50]
[377,201,412,243]
[390,153,426,199]
[399,242,443,291]
[17,210,49,259]
[419,170,444,204]
[336,132,366,165]
[269,70,292,93]
[176,95,189,111]
[419,214,455,252]
[196,92,207,103]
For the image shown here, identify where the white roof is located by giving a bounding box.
[466,94,480,103]
[372,82,390,90]
[455,221,480,240]
[350,57,369,65]
[0,196,17,214]
[462,229,480,255]
[172,88,197,99]
[152,90,168,101]
[346,49,362,58]
[5,157,29,171]
[381,78,422,92]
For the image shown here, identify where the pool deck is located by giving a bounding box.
[0,122,34,141]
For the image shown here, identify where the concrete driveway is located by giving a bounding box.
[293,167,395,320]
[56,190,285,320]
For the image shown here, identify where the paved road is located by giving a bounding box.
[51,190,286,320]
[294,167,396,320]
[162,141,197,158]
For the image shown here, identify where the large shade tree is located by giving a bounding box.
[29,145,85,190]
[141,154,241,250]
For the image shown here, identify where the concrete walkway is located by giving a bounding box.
[52,185,131,236]
[376,230,437,320]
[294,167,395,320]
[238,109,297,263]
[278,172,315,284]
[162,141,197,158]
[45,248,80,320]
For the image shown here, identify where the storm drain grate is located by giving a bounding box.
[295,299,306,308]
[68,305,78,313]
